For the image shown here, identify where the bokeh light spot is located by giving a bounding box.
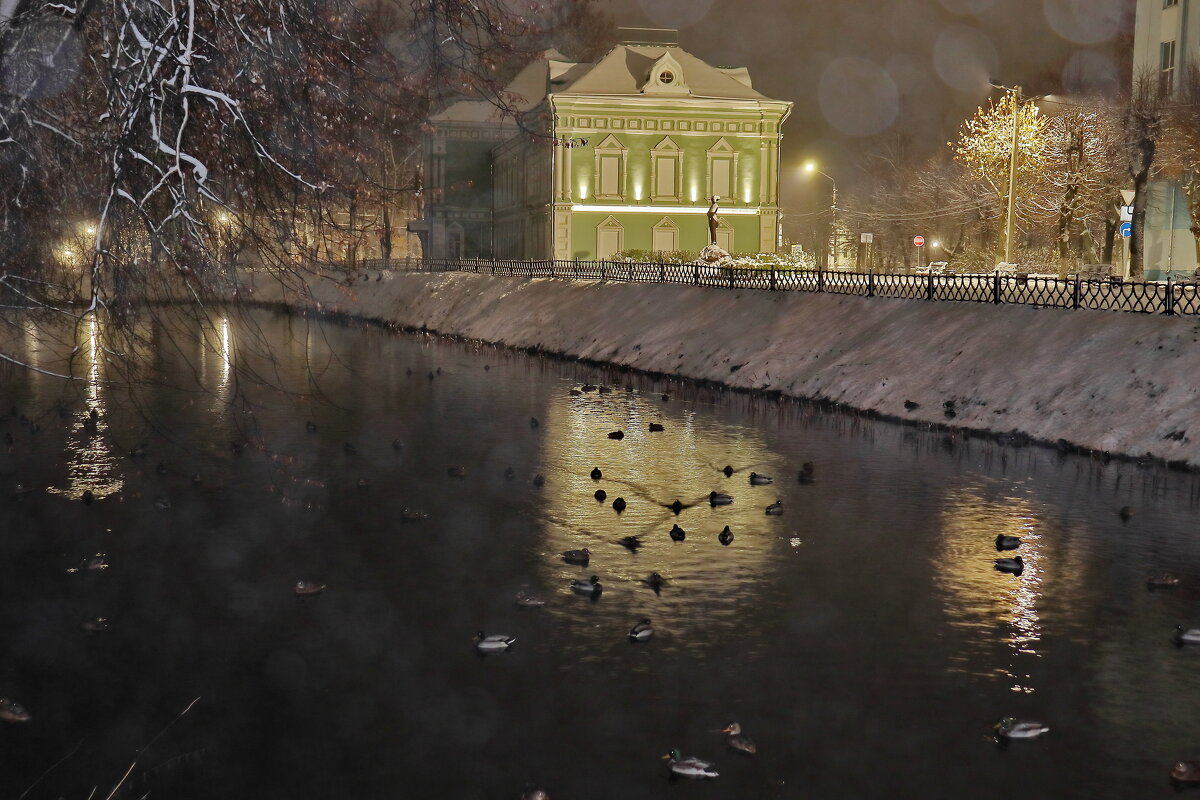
[818,57,900,137]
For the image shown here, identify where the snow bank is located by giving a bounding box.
[248,270,1200,467]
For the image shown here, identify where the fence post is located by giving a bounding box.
[693,264,699,286]
[659,262,665,282]
[770,267,777,291]
[1166,279,1176,315]
[927,273,935,301]
[628,263,633,282]
[993,273,1001,304]
[867,271,875,297]
[601,261,607,282]
[817,268,825,293]
[1072,276,1080,309]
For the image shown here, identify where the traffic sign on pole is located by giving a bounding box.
[914,236,925,247]
[1120,222,1132,239]
[860,233,874,244]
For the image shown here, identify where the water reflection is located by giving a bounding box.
[52,314,123,500]
[934,483,1043,691]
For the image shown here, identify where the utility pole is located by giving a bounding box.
[1003,85,1021,267]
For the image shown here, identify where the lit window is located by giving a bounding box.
[1162,40,1177,94]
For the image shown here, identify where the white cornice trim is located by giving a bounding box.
[571,203,760,215]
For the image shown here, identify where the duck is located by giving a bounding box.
[661,393,671,401]
[81,489,94,506]
[995,535,1021,551]
[722,722,757,754]
[718,525,734,546]
[1172,762,1200,784]
[400,508,429,522]
[721,465,734,477]
[80,617,109,633]
[520,786,551,800]
[529,417,540,429]
[904,400,920,411]
[669,524,686,542]
[590,467,602,480]
[447,466,466,478]
[663,749,718,779]
[343,442,357,455]
[1148,573,1180,588]
[645,572,666,592]
[305,420,317,432]
[1175,625,1200,645]
[532,474,545,487]
[1119,505,1134,522]
[504,466,515,481]
[392,439,404,451]
[514,591,545,608]
[993,717,1049,740]
[571,575,602,596]
[607,430,624,440]
[668,499,684,514]
[595,489,607,502]
[749,472,773,486]
[709,491,733,506]
[0,698,31,723]
[67,553,109,574]
[628,618,654,641]
[569,388,582,396]
[619,535,641,552]
[612,497,627,513]
[581,384,598,393]
[598,385,612,394]
[798,463,816,484]
[649,423,665,432]
[994,556,1024,574]
[562,548,590,565]
[294,581,326,596]
[764,500,783,516]
[356,478,371,490]
[474,632,516,652]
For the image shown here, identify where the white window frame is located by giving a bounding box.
[596,215,624,258]
[593,135,627,200]
[652,216,679,253]
[651,136,682,202]
[706,138,740,203]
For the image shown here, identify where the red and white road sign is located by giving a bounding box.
[913,236,925,247]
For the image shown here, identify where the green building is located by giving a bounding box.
[419,29,792,260]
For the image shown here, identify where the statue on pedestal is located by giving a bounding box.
[707,195,720,246]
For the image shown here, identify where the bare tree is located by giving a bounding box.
[1162,64,1200,268]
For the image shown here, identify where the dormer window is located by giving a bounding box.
[644,52,688,95]
[659,70,674,85]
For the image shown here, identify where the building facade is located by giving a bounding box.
[419,30,792,260]
[1134,0,1198,278]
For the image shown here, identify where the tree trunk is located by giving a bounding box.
[1130,171,1149,280]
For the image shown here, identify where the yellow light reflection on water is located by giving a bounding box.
[933,484,1043,692]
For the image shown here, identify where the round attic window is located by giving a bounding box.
[658,70,674,85]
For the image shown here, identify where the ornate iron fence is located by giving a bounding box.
[384,258,1200,316]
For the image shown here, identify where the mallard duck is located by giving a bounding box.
[709,491,733,506]
[628,618,653,640]
[400,508,429,522]
[1175,625,1200,645]
[569,388,582,396]
[645,572,666,591]
[749,472,773,486]
[595,489,607,502]
[721,465,734,478]
[598,385,612,394]
[994,556,1024,574]
[993,717,1049,740]
[504,466,515,481]
[305,420,317,433]
[154,496,171,510]
[571,575,602,595]
[669,524,686,542]
[590,467,602,480]
[718,525,734,546]
[392,439,404,451]
[1172,761,1200,783]
[1148,573,1180,588]
[1119,505,1134,522]
[649,423,665,432]
[520,786,550,800]
[668,499,684,514]
[532,474,545,487]
[529,417,540,429]
[612,497,627,512]
[514,591,545,608]
[447,466,466,478]
[81,489,94,506]
[722,722,757,754]
[608,430,624,440]
[0,698,31,723]
[765,501,783,516]
[619,535,641,552]
[80,617,109,633]
[67,553,109,574]
[663,749,718,779]
[581,384,597,393]
[294,581,326,596]
[798,462,816,484]
[661,393,671,401]
[995,535,1021,551]
[474,632,516,651]
[562,548,590,565]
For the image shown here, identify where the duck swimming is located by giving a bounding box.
[612,497,627,512]
[571,575,602,596]
[645,572,666,592]
[1148,573,1180,588]
[590,467,602,480]
[649,423,664,432]
[798,463,816,484]
[294,581,327,596]
[1175,625,1200,645]
[81,617,110,633]
[718,525,734,546]
[1172,762,1200,784]
[305,421,317,432]
[663,749,718,779]
[628,618,653,641]
[764,500,783,516]
[993,717,1049,740]
[533,474,545,487]
[401,508,429,522]
[595,489,607,502]
[474,632,516,652]
[514,591,546,608]
[722,465,734,477]
[669,524,686,542]
[749,472,773,486]
[709,491,733,506]
[619,535,641,552]
[722,723,757,754]
[504,467,515,481]
[447,466,466,478]
[668,499,685,514]
[995,535,1021,551]
[0,698,31,723]
[994,556,1024,574]
[562,548,590,565]
[608,430,624,440]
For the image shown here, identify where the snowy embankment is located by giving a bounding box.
[247,269,1200,467]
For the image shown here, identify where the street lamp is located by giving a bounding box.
[989,83,1047,269]
[804,162,838,268]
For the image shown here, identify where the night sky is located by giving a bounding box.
[600,0,1134,214]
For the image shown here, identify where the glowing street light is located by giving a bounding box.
[804,162,838,268]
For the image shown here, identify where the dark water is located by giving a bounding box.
[2,310,1200,798]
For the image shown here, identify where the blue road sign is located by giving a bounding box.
[1120,222,1132,239]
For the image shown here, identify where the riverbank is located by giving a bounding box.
[246,269,1200,468]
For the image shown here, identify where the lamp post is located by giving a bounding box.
[990,84,1046,268]
[805,162,837,268]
